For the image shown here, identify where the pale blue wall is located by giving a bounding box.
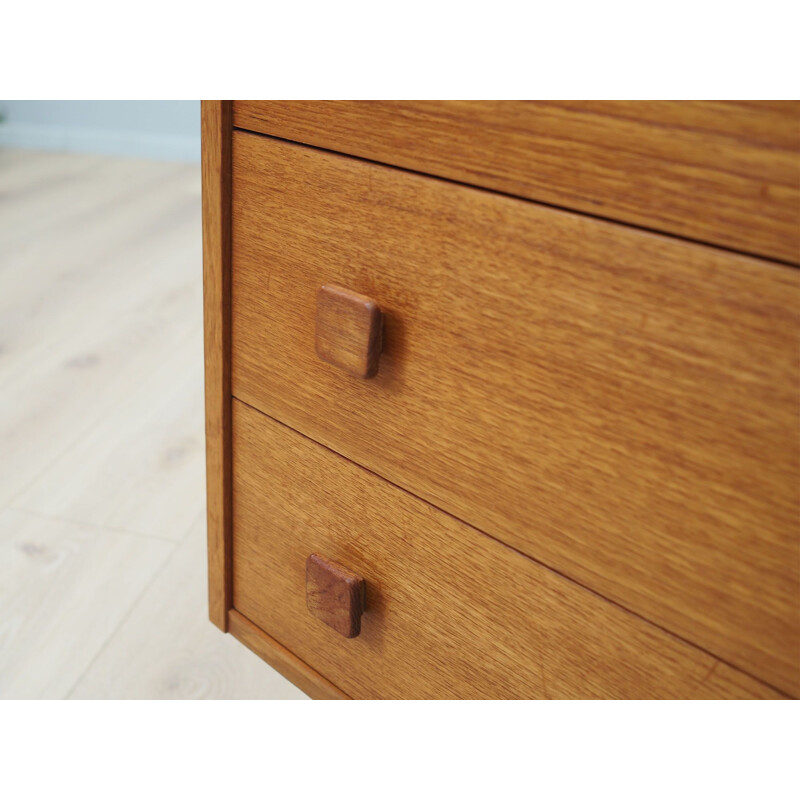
[0,101,200,162]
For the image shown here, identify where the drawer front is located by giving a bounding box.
[233,100,800,264]
[231,132,800,694]
[231,400,781,699]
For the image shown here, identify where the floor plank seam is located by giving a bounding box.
[64,538,180,699]
[6,506,184,544]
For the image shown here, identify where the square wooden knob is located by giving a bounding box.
[306,553,366,638]
[315,285,383,378]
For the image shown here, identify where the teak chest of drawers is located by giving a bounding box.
[202,101,800,699]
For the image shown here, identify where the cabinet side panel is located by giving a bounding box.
[202,100,233,630]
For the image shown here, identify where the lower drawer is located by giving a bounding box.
[230,400,780,699]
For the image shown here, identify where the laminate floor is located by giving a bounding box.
[0,148,307,699]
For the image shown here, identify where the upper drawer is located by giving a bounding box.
[230,131,800,695]
[234,100,800,264]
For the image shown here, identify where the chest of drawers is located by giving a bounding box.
[203,100,799,699]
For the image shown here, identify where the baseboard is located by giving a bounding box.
[0,122,200,162]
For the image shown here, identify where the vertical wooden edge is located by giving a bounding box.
[228,609,350,700]
[202,100,233,631]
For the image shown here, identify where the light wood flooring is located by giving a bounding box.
[0,148,307,699]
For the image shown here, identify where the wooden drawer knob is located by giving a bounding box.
[315,285,383,378]
[306,553,366,638]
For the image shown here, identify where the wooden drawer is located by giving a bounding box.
[230,130,800,696]
[230,399,781,699]
[234,100,800,264]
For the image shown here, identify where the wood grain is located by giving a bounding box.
[202,101,233,631]
[233,101,800,264]
[306,553,366,638]
[231,401,785,699]
[228,609,348,699]
[315,285,383,378]
[230,132,800,695]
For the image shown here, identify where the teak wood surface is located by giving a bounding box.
[231,400,784,700]
[201,101,233,631]
[233,100,800,265]
[230,131,800,696]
